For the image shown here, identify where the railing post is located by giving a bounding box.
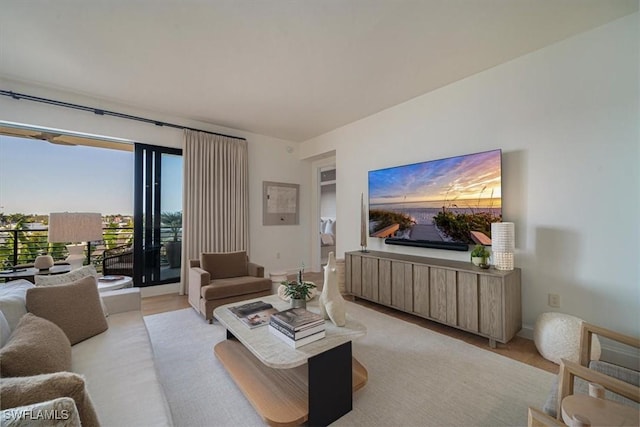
[12,229,18,266]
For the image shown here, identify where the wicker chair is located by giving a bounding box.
[102,244,133,277]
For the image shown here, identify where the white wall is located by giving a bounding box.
[0,79,311,280]
[320,184,336,218]
[301,13,640,346]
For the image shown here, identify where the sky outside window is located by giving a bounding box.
[0,135,182,215]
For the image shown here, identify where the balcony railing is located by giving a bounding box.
[0,227,181,273]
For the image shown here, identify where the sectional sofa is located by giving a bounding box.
[0,278,173,426]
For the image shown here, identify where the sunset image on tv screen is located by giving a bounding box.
[368,149,502,245]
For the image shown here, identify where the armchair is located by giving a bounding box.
[542,322,639,421]
[188,251,271,323]
[102,244,133,277]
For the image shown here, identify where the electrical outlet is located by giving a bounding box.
[276,252,280,259]
[548,293,561,308]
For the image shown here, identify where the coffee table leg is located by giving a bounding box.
[308,341,352,426]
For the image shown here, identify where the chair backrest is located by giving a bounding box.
[200,251,248,279]
[102,245,133,277]
[579,323,640,368]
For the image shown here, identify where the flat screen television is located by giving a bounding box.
[368,149,502,251]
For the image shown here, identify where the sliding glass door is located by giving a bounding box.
[133,144,183,286]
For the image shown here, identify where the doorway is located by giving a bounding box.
[133,144,183,286]
[319,168,336,266]
[310,155,336,272]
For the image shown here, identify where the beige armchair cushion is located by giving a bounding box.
[201,276,272,300]
[200,251,248,279]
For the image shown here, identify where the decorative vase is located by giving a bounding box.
[290,298,306,309]
[34,255,54,271]
[165,241,181,268]
[471,256,490,268]
[319,252,347,326]
[360,193,368,252]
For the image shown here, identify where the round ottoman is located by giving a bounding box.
[534,312,601,365]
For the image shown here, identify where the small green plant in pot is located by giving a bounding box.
[470,244,491,268]
[281,269,316,308]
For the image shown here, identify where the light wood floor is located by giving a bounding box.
[141,271,558,375]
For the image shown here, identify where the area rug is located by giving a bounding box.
[144,303,554,427]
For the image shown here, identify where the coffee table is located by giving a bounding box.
[214,295,367,426]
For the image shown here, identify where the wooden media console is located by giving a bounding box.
[346,250,521,347]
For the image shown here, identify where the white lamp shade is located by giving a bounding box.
[48,212,103,243]
[491,222,515,270]
[491,222,515,251]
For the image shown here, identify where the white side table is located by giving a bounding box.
[97,276,133,292]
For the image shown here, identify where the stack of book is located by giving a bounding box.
[228,300,277,329]
[268,308,326,348]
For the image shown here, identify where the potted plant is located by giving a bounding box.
[161,211,182,268]
[281,269,316,309]
[470,244,491,268]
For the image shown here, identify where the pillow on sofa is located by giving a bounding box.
[26,276,108,345]
[0,372,100,427]
[32,266,109,317]
[0,313,71,377]
[0,397,81,427]
[201,251,248,279]
[0,279,35,332]
[34,265,99,287]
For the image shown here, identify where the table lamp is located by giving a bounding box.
[491,222,515,271]
[48,212,103,270]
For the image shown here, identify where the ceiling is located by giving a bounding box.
[1,1,637,142]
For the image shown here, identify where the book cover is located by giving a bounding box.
[228,301,277,329]
[269,314,324,334]
[268,318,325,340]
[268,325,326,349]
[270,308,324,331]
[229,300,273,316]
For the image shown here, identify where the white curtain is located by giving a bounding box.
[180,130,249,295]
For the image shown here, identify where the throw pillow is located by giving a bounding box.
[323,218,334,235]
[0,313,71,377]
[26,276,108,345]
[0,279,35,332]
[33,266,109,317]
[0,372,100,427]
[34,265,99,287]
[200,251,248,279]
[0,397,81,427]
